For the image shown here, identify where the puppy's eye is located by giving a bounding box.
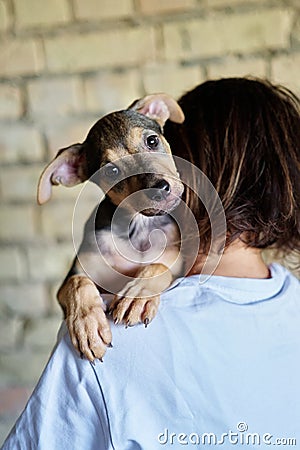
[104,163,120,178]
[146,135,159,149]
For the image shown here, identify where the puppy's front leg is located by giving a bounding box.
[110,263,173,327]
[58,269,112,362]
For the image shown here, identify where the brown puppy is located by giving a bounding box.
[37,94,185,361]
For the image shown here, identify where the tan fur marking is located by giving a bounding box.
[58,275,112,361]
[110,263,173,326]
[126,127,145,154]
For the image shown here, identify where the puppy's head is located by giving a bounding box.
[37,94,185,215]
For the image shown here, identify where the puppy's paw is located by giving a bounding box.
[67,304,112,362]
[63,276,112,362]
[109,279,160,327]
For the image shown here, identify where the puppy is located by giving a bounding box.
[37,94,185,361]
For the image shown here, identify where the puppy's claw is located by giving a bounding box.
[144,318,150,328]
[108,342,113,348]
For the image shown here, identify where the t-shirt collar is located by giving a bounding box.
[166,263,290,305]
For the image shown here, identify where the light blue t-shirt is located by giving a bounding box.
[2,264,300,450]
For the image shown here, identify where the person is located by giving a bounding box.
[2,78,300,450]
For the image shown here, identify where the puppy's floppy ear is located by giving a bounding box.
[129,93,185,127]
[37,143,88,205]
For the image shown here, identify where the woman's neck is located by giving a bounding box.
[188,240,271,279]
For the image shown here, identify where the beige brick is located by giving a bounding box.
[0,38,44,77]
[40,200,75,239]
[0,124,44,164]
[0,247,25,280]
[207,0,263,5]
[49,280,64,315]
[0,284,48,317]
[0,348,51,385]
[44,27,156,73]
[0,205,36,241]
[139,0,195,14]
[69,183,103,249]
[143,63,201,99]
[45,119,95,156]
[0,165,40,201]
[271,53,300,95]
[293,13,300,43]
[1,420,17,447]
[84,70,141,113]
[27,244,73,280]
[0,318,22,349]
[0,0,10,32]
[0,386,31,417]
[14,0,70,28]
[207,57,267,80]
[164,9,293,61]
[40,198,98,240]
[0,84,22,119]
[28,77,84,119]
[74,0,133,20]
[24,317,61,348]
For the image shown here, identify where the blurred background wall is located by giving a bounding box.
[0,0,299,444]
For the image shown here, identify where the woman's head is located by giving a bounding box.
[165,78,300,255]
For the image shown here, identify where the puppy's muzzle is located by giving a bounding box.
[146,179,171,202]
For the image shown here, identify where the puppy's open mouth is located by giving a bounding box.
[140,195,182,216]
[141,208,167,216]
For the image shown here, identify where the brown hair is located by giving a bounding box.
[164,78,300,256]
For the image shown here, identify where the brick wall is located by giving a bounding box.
[0,0,299,443]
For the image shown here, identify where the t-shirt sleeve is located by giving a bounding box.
[1,327,113,450]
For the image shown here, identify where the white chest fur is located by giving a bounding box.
[77,213,181,292]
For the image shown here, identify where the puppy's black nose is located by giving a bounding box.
[146,180,171,202]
